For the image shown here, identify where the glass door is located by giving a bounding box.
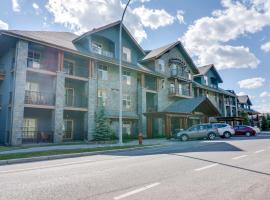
[64,119,73,140]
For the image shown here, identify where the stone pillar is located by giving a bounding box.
[53,71,65,143]
[87,59,97,141]
[11,40,28,145]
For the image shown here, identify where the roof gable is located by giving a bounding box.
[197,64,223,83]
[238,95,252,105]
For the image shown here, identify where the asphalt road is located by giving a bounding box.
[0,134,270,200]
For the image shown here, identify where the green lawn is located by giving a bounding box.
[0,145,152,161]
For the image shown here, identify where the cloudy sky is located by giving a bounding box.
[0,0,269,112]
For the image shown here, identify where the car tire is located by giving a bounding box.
[180,134,189,142]
[208,132,216,140]
[245,132,251,137]
[223,132,231,139]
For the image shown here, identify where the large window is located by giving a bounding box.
[123,94,131,110]
[64,59,75,75]
[98,90,107,106]
[157,59,165,72]
[23,118,37,138]
[28,50,41,69]
[65,88,74,106]
[92,42,102,55]
[123,122,131,135]
[122,71,131,85]
[123,47,131,62]
[98,65,108,80]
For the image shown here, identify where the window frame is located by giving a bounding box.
[122,70,131,85]
[122,94,131,110]
[98,65,108,81]
[122,47,131,62]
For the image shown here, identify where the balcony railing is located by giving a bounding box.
[92,46,114,58]
[27,58,56,72]
[169,87,191,97]
[25,90,55,106]
[65,94,88,108]
[22,130,54,144]
[170,69,191,80]
[63,65,89,78]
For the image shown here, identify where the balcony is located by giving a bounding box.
[63,65,89,79]
[27,58,57,72]
[170,69,191,81]
[146,105,158,113]
[22,130,53,144]
[65,94,88,108]
[25,91,55,106]
[92,46,114,58]
[169,87,192,98]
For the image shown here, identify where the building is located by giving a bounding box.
[0,21,240,145]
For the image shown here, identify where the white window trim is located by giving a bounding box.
[123,94,131,110]
[122,47,131,62]
[98,65,108,81]
[122,70,131,85]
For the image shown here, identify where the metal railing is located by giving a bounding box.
[22,130,54,144]
[63,65,89,78]
[25,90,55,106]
[65,94,88,108]
[170,68,190,80]
[27,58,56,72]
[169,87,191,97]
[92,46,114,58]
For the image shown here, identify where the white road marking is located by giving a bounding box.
[113,182,160,200]
[194,164,218,171]
[255,149,265,154]
[232,155,248,160]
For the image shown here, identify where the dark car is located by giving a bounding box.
[234,125,257,137]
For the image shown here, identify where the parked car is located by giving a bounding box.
[234,125,257,136]
[211,123,235,138]
[176,124,219,141]
[252,126,261,134]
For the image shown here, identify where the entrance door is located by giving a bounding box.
[23,118,38,141]
[64,119,73,140]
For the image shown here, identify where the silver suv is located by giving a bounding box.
[211,123,235,138]
[176,123,219,141]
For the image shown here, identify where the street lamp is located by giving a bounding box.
[119,0,132,145]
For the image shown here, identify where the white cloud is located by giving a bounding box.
[238,77,265,89]
[237,92,246,96]
[11,0,20,12]
[260,91,270,97]
[261,41,270,52]
[182,0,270,70]
[0,20,8,30]
[46,0,175,43]
[176,10,185,24]
[253,104,270,113]
[32,2,39,10]
[132,6,174,29]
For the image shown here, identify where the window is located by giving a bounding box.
[98,90,107,106]
[160,79,165,89]
[204,76,208,85]
[157,59,165,72]
[123,94,131,110]
[64,119,73,140]
[122,47,131,62]
[64,60,75,75]
[178,84,182,95]
[170,83,175,93]
[25,82,39,92]
[122,71,131,85]
[98,65,108,80]
[65,88,74,106]
[123,122,131,135]
[92,42,102,55]
[28,50,41,69]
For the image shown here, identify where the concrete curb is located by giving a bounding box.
[0,144,165,166]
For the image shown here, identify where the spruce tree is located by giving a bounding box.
[94,103,113,141]
[261,116,268,131]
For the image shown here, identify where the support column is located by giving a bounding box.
[11,40,28,145]
[87,59,97,141]
[146,116,153,138]
[165,115,172,138]
[53,71,65,143]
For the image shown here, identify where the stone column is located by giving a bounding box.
[87,59,97,141]
[11,40,28,146]
[53,71,65,143]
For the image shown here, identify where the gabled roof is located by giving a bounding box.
[238,95,252,105]
[163,96,220,116]
[72,20,145,55]
[197,64,223,83]
[142,41,199,74]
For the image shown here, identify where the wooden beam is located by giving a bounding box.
[165,115,172,138]
[146,116,153,138]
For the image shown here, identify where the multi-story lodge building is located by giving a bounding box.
[0,21,239,145]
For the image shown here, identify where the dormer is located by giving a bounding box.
[194,64,223,88]
[72,21,145,65]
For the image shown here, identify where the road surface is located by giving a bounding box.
[0,134,270,200]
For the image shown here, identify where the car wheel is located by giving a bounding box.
[224,132,231,139]
[245,132,251,137]
[208,132,216,140]
[180,134,189,142]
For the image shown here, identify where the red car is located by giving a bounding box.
[234,125,257,137]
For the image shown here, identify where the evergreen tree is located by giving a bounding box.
[93,103,113,141]
[261,116,269,131]
[240,112,249,125]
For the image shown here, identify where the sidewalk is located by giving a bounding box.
[0,138,169,155]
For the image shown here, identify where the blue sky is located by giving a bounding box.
[0,0,269,112]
